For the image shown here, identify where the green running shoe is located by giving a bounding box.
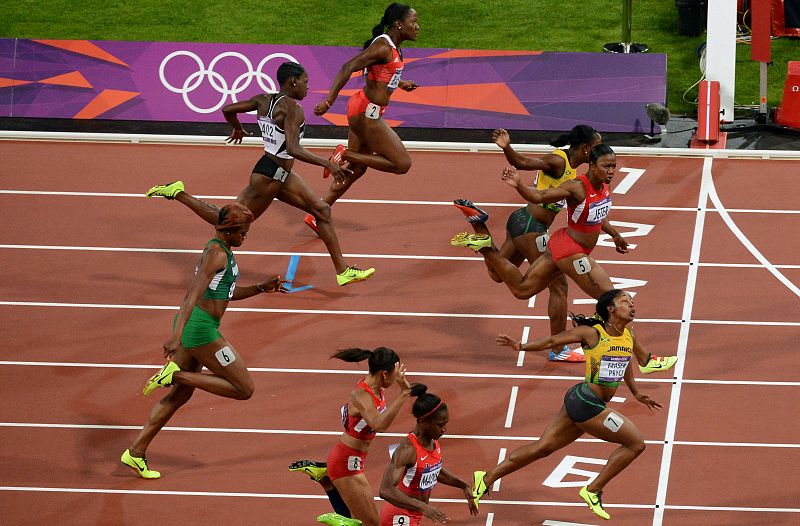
[336,266,375,287]
[120,449,161,479]
[143,362,180,396]
[472,470,488,508]
[451,232,492,252]
[316,512,362,526]
[289,459,328,482]
[145,180,184,199]
[639,354,678,374]
[579,486,610,520]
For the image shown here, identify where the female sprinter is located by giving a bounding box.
[379,389,478,525]
[473,289,662,521]
[145,61,374,287]
[482,125,602,362]
[452,143,677,374]
[290,347,419,526]
[307,2,419,228]
[121,203,289,479]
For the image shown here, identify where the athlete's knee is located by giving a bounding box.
[510,288,533,300]
[310,200,332,223]
[628,439,646,456]
[233,379,255,400]
[487,268,502,283]
[392,156,412,174]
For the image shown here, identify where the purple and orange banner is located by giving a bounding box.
[0,38,666,132]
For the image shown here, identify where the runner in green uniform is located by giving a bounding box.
[121,202,289,479]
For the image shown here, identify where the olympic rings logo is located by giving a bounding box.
[159,50,299,114]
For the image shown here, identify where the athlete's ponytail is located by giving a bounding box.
[363,3,413,48]
[550,124,598,148]
[412,389,447,420]
[331,346,400,374]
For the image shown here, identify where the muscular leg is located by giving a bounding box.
[321,128,368,206]
[556,255,614,300]
[512,233,569,336]
[128,347,201,456]
[487,233,524,283]
[277,172,348,273]
[576,408,646,493]
[171,338,254,400]
[172,172,281,224]
[343,117,411,174]
[483,407,584,487]
[331,474,380,526]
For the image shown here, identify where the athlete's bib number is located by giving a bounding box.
[365,102,381,120]
[259,121,277,145]
[536,233,549,253]
[347,455,362,472]
[586,198,611,224]
[392,515,411,526]
[387,68,403,90]
[599,355,629,382]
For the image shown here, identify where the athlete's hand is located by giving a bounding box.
[421,503,450,523]
[464,485,479,515]
[634,392,662,411]
[225,127,251,145]
[327,160,353,184]
[492,128,511,149]
[259,275,292,293]
[501,166,521,188]
[163,338,182,359]
[395,362,412,391]
[496,334,522,351]
[399,79,419,92]
[612,234,629,254]
[313,100,331,116]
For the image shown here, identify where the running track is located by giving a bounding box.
[1,136,798,525]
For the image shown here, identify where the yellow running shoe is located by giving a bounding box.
[579,486,610,520]
[316,512,362,526]
[336,266,375,286]
[472,470,489,508]
[120,449,161,479]
[451,232,492,252]
[145,180,184,199]
[289,459,328,482]
[143,362,180,396]
[639,354,678,374]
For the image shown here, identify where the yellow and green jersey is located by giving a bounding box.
[533,149,577,214]
[583,324,634,387]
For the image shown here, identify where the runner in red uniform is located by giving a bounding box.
[290,347,422,526]
[379,390,477,525]
[452,144,678,374]
[307,3,420,232]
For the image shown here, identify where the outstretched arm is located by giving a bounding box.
[493,129,565,173]
[501,166,577,205]
[624,359,662,411]
[282,102,352,181]
[496,325,597,353]
[222,97,260,144]
[601,219,629,254]
[314,41,392,115]
[231,275,291,300]
[437,468,478,516]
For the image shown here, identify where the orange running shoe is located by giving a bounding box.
[304,214,320,235]
[323,144,347,178]
[453,199,489,224]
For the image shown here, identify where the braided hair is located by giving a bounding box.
[363,3,413,48]
[550,124,599,149]
[332,346,400,374]
[571,289,626,329]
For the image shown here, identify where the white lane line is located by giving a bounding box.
[653,157,711,526]
[706,176,800,298]
[485,512,494,525]
[2,422,798,448]
[1,361,799,386]
[504,387,519,428]
[0,486,796,513]
[492,448,507,492]
[516,326,530,367]
[3,301,800,327]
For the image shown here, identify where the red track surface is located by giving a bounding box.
[1,140,798,525]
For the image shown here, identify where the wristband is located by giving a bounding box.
[256,283,266,293]
[323,100,332,108]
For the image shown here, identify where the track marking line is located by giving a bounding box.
[516,326,530,367]
[653,157,711,526]
[504,386,519,428]
[492,448,507,492]
[706,176,800,298]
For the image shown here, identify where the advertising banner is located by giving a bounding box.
[0,38,666,132]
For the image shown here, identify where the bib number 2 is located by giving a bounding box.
[365,102,381,120]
